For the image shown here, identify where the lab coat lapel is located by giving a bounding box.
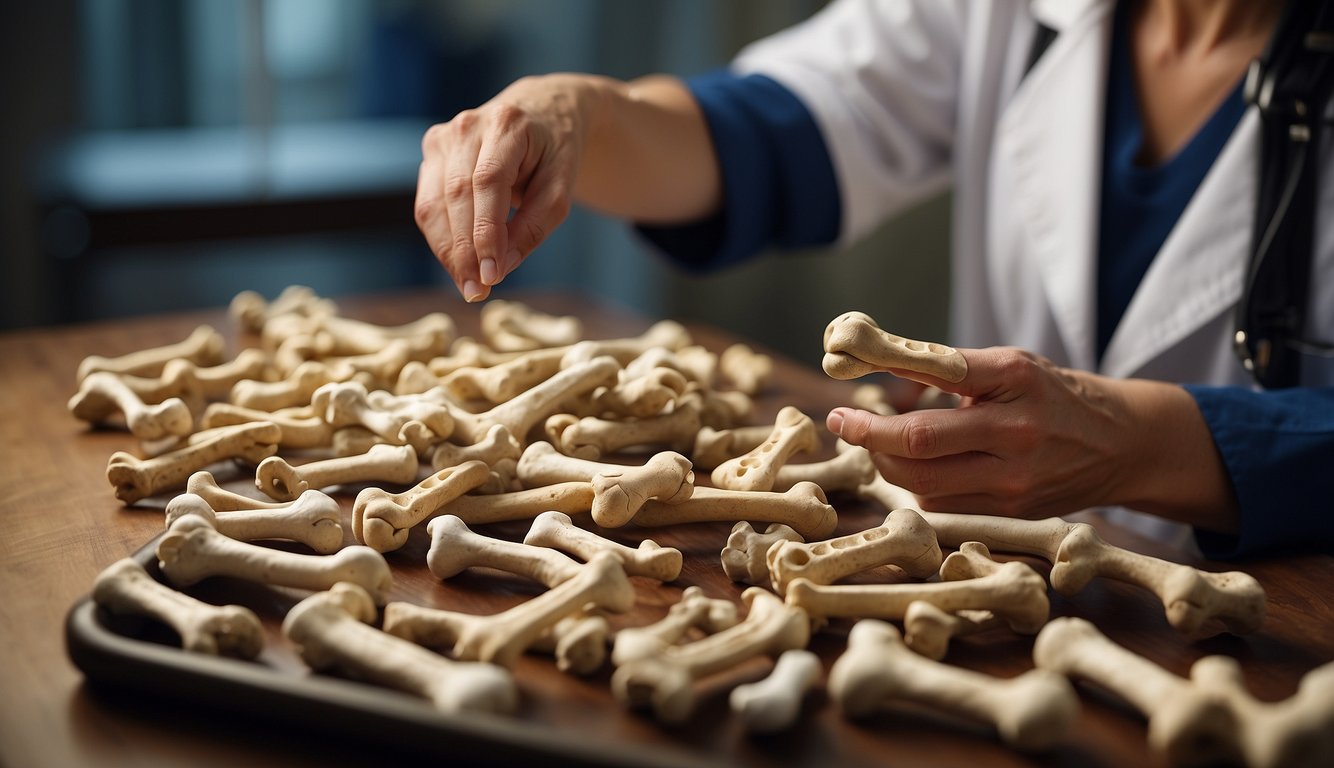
[996,1,1112,372]
[1099,112,1256,380]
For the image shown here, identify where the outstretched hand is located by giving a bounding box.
[827,347,1238,530]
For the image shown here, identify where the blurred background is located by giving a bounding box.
[1,0,949,367]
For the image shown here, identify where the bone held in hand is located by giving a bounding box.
[822,311,967,383]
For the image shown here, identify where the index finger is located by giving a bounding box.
[472,128,525,286]
[826,406,1006,460]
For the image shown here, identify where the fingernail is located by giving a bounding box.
[463,279,485,303]
[479,258,498,285]
[826,410,845,435]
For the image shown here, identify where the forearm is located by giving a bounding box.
[571,74,722,223]
[1109,378,1239,534]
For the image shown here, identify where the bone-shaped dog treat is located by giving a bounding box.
[611,586,740,667]
[1035,617,1334,768]
[112,350,270,415]
[690,425,772,470]
[93,557,263,658]
[319,313,454,361]
[903,602,1005,661]
[515,443,695,528]
[711,406,820,492]
[283,582,517,715]
[626,482,838,540]
[481,299,583,352]
[230,285,337,334]
[230,360,342,412]
[107,422,281,504]
[858,476,1267,638]
[524,511,682,582]
[767,508,943,595]
[201,402,333,450]
[352,460,492,552]
[545,396,702,460]
[822,311,968,383]
[785,549,1049,631]
[313,380,454,452]
[187,470,297,511]
[530,612,611,675]
[447,355,621,446]
[77,324,226,383]
[831,620,1076,751]
[384,551,634,668]
[431,482,595,526]
[393,360,443,396]
[425,515,582,586]
[158,511,392,603]
[255,443,419,502]
[721,522,805,586]
[611,587,810,724]
[69,371,195,440]
[568,367,688,420]
[718,343,773,396]
[442,347,566,404]
[429,423,522,471]
[165,491,344,555]
[772,441,878,494]
[851,383,898,416]
[729,649,822,733]
[557,320,693,366]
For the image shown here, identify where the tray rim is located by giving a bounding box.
[64,533,730,768]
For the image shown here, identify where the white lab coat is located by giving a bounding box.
[732,0,1334,387]
[730,0,1334,541]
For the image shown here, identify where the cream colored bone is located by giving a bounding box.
[766,508,943,595]
[830,620,1077,751]
[430,425,523,474]
[718,343,773,396]
[448,355,621,446]
[157,512,392,603]
[200,402,332,450]
[320,312,454,360]
[516,442,695,528]
[611,586,740,666]
[611,587,810,724]
[695,387,754,430]
[165,491,344,555]
[107,422,281,504]
[772,441,878,494]
[383,551,634,668]
[430,481,595,526]
[353,460,492,552]
[230,360,343,412]
[720,521,805,586]
[710,406,820,492]
[570,367,689,419]
[690,425,772,470]
[442,347,565,403]
[93,557,263,658]
[858,477,1267,638]
[625,482,838,540]
[1032,617,1334,768]
[283,582,517,715]
[112,350,270,414]
[425,514,582,586]
[530,612,611,675]
[729,649,822,733]
[524,510,682,582]
[822,311,968,383]
[903,602,1005,661]
[255,443,419,502]
[185,470,298,511]
[480,299,582,351]
[77,324,226,383]
[784,547,1049,631]
[69,371,194,440]
[230,285,337,334]
[545,396,702,460]
[313,380,454,451]
[621,345,718,388]
[557,320,693,366]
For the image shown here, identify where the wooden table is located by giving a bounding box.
[2,288,1331,768]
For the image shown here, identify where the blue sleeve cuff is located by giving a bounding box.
[1184,385,1334,558]
[636,70,840,271]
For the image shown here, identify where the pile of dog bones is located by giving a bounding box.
[71,288,1334,767]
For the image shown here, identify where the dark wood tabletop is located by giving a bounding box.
[2,288,1330,768]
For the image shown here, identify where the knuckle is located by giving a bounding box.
[902,417,936,458]
[906,461,941,496]
[414,197,438,227]
[472,159,507,190]
[451,108,480,133]
[421,123,447,153]
[488,102,525,131]
[996,348,1041,386]
[443,174,472,203]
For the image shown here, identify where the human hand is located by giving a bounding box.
[416,75,589,302]
[826,347,1228,523]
